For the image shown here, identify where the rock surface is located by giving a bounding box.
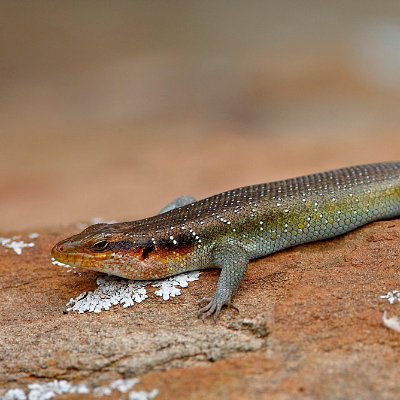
[1,219,399,399]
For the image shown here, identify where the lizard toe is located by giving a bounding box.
[197,295,235,320]
[198,297,213,305]
[198,301,216,320]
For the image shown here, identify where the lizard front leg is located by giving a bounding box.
[198,243,249,320]
[159,196,197,214]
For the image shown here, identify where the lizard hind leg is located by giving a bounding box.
[159,196,197,214]
[198,243,249,320]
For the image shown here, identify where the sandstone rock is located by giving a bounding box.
[0,219,399,399]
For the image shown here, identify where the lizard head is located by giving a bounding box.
[51,223,174,280]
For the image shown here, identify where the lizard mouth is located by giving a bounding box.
[51,241,109,268]
[51,243,83,267]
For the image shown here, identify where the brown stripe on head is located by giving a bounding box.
[52,222,197,279]
[104,235,195,263]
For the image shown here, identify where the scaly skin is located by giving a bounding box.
[52,162,400,319]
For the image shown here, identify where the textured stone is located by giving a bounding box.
[1,219,399,399]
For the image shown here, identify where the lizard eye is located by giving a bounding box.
[91,240,109,252]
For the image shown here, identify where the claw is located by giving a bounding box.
[197,296,239,320]
[197,300,216,320]
[212,305,223,322]
[198,297,212,305]
[226,302,240,313]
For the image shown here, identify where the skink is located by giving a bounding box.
[52,162,400,319]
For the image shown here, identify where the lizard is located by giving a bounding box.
[52,162,400,319]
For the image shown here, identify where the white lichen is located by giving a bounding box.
[380,290,400,304]
[51,258,71,268]
[152,272,201,300]
[109,378,139,393]
[64,271,200,314]
[129,389,159,400]
[51,258,79,274]
[66,276,149,313]
[93,386,113,396]
[1,380,90,400]
[2,388,26,400]
[1,379,157,400]
[382,311,400,333]
[94,378,140,396]
[0,237,35,255]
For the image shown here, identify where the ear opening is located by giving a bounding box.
[141,242,155,260]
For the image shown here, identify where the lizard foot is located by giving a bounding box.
[197,297,239,321]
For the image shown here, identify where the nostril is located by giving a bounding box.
[59,245,65,252]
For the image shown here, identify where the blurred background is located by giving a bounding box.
[1,1,400,230]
